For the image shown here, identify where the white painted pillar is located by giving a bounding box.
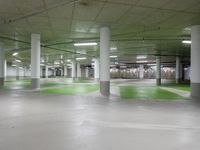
[16,64,20,80]
[31,33,40,89]
[191,25,200,99]
[139,64,144,79]
[77,63,81,78]
[64,66,68,77]
[176,56,181,84]
[24,67,26,77]
[4,60,7,81]
[100,26,110,96]
[0,42,5,86]
[156,56,161,86]
[54,68,56,77]
[85,67,89,78]
[71,60,76,79]
[93,58,100,80]
[45,66,48,78]
[60,68,63,76]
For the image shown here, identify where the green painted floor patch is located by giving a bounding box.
[161,84,191,91]
[38,84,99,95]
[120,86,184,100]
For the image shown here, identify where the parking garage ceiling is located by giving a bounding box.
[0,0,199,66]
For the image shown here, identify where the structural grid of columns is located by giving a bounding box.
[139,64,144,79]
[31,33,40,89]
[191,25,200,99]
[71,60,76,79]
[77,63,81,78]
[100,26,110,96]
[93,58,100,80]
[0,42,5,86]
[156,56,161,86]
[176,56,181,84]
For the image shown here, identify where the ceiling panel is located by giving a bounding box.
[137,0,171,8]
[73,1,105,21]
[162,0,199,11]
[96,3,131,23]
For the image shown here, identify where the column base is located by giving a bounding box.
[94,78,99,82]
[191,83,200,100]
[0,77,4,86]
[176,78,181,84]
[100,81,110,96]
[156,78,161,86]
[16,76,20,80]
[31,78,40,89]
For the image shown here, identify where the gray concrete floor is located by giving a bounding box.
[0,80,199,150]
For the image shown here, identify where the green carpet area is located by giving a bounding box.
[161,83,191,91]
[38,84,99,95]
[120,86,184,100]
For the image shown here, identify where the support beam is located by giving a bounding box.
[71,60,76,80]
[0,42,5,86]
[4,60,7,81]
[93,58,100,81]
[156,56,161,86]
[100,26,110,96]
[191,25,200,99]
[64,66,68,77]
[176,56,181,84]
[16,64,20,80]
[77,63,81,78]
[139,64,144,79]
[45,66,48,78]
[85,67,89,78]
[31,33,40,89]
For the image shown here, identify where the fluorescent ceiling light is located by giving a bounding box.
[137,55,147,59]
[67,59,71,62]
[54,61,60,65]
[76,57,87,60]
[110,56,118,58]
[12,64,16,67]
[16,60,21,62]
[182,40,191,44]
[136,60,148,63]
[12,52,18,56]
[110,47,117,51]
[74,42,97,46]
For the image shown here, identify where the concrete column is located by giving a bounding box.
[100,26,110,96]
[156,56,161,86]
[64,66,67,77]
[139,64,144,79]
[60,68,63,76]
[0,42,5,86]
[77,63,81,78]
[4,60,7,81]
[176,56,181,84]
[45,66,48,78]
[93,58,100,80]
[54,68,56,77]
[191,25,200,99]
[31,33,40,89]
[85,67,89,78]
[24,67,26,77]
[16,65,20,80]
[71,60,76,79]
